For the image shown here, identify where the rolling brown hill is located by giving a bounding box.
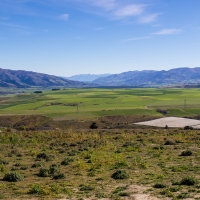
[0,68,92,88]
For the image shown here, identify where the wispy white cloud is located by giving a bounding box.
[0,0,160,25]
[91,0,116,10]
[0,22,34,35]
[0,22,28,29]
[60,14,69,21]
[153,29,182,35]
[14,29,35,35]
[122,36,151,42]
[61,0,158,23]
[114,4,147,18]
[139,13,160,24]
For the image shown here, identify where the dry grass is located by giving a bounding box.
[0,126,200,199]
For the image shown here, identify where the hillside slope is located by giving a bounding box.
[0,68,91,88]
[93,67,200,86]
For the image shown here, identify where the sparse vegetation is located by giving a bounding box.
[0,88,200,199]
[0,125,199,199]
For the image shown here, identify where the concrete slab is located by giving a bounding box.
[134,117,200,128]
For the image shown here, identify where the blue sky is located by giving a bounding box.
[0,0,200,76]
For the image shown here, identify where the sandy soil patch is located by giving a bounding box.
[134,117,200,128]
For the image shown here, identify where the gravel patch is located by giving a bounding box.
[134,117,200,128]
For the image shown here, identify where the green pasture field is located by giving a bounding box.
[1,88,200,119]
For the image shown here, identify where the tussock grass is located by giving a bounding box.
[0,128,200,199]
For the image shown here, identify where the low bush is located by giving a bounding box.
[3,172,24,182]
[53,173,65,180]
[79,184,94,191]
[119,192,130,197]
[156,109,167,115]
[113,185,128,194]
[164,140,176,145]
[28,185,43,194]
[0,159,8,165]
[123,141,135,147]
[48,164,60,175]
[61,158,74,165]
[95,193,107,198]
[38,168,49,177]
[113,161,128,169]
[180,177,198,186]
[36,153,48,160]
[36,153,54,162]
[154,183,167,188]
[184,126,193,130]
[90,122,98,129]
[111,170,129,180]
[153,146,164,150]
[180,150,192,156]
[31,162,43,168]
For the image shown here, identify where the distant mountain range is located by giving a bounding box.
[1,67,200,88]
[65,74,112,82]
[93,67,200,86]
[0,68,91,88]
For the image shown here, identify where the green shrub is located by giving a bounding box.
[153,146,164,150]
[36,153,48,160]
[20,166,28,170]
[0,164,7,173]
[113,161,128,169]
[3,172,24,182]
[184,126,193,130]
[53,173,65,180]
[164,140,175,145]
[79,184,94,191]
[48,164,60,175]
[90,122,98,129]
[31,162,43,168]
[123,141,135,147]
[45,155,54,162]
[113,185,128,194]
[111,170,129,180]
[38,168,49,177]
[177,193,190,199]
[169,187,180,192]
[67,150,78,156]
[154,183,167,188]
[119,192,130,197]
[28,185,49,195]
[171,165,188,172]
[61,158,74,165]
[95,193,107,198]
[180,150,192,156]
[0,159,8,165]
[180,177,198,186]
[36,153,54,161]
[28,185,43,194]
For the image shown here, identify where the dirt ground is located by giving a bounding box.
[0,115,160,130]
